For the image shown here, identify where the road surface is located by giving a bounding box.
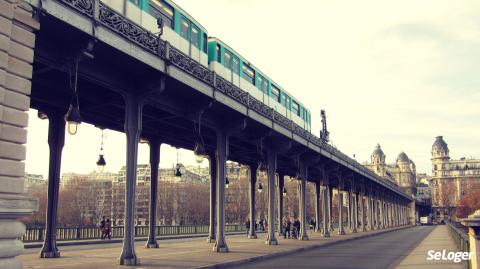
[230,226,435,269]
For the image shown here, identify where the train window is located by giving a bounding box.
[280,93,286,106]
[262,79,268,93]
[191,26,200,48]
[285,96,290,108]
[180,17,189,40]
[292,101,300,116]
[203,33,207,53]
[216,44,221,62]
[271,85,280,102]
[149,0,174,28]
[256,75,268,93]
[232,56,239,74]
[224,51,232,69]
[256,76,263,91]
[242,64,255,84]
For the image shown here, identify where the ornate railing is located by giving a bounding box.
[48,0,408,199]
[446,221,471,269]
[22,224,244,242]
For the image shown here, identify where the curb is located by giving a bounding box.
[195,225,414,269]
[24,231,252,249]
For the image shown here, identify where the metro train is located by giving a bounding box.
[102,0,312,132]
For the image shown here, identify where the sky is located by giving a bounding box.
[25,0,480,177]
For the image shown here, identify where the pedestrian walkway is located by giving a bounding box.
[19,226,409,269]
[395,225,466,269]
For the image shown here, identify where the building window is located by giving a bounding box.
[148,0,174,28]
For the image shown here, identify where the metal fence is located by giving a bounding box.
[22,224,244,242]
[446,221,470,269]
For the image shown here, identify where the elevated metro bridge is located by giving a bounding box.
[0,0,414,267]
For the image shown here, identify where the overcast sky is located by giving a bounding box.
[25,0,480,177]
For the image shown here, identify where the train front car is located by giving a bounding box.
[208,38,311,132]
[102,0,209,67]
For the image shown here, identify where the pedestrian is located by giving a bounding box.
[99,216,106,240]
[245,219,250,236]
[105,218,112,240]
[284,217,291,239]
[293,218,301,239]
[259,219,264,231]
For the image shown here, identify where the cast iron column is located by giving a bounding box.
[328,186,333,232]
[380,199,385,229]
[146,138,160,248]
[265,148,278,245]
[213,129,228,252]
[277,173,285,237]
[119,95,143,265]
[314,181,321,233]
[352,186,358,233]
[322,183,330,237]
[360,189,366,232]
[207,153,216,243]
[40,113,65,258]
[369,190,374,230]
[248,164,257,239]
[347,190,352,231]
[298,161,309,240]
[338,180,345,235]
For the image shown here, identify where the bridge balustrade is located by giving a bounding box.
[21,225,244,242]
[446,221,471,269]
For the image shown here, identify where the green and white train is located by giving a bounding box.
[103,0,311,132]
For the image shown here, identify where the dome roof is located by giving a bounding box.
[372,144,385,158]
[397,152,409,163]
[432,136,448,152]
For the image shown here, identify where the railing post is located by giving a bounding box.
[39,228,44,242]
[461,210,480,269]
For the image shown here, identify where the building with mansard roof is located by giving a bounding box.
[429,136,480,221]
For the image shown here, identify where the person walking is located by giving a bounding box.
[245,219,250,236]
[259,219,264,231]
[284,217,291,239]
[105,218,112,240]
[293,218,301,239]
[99,216,106,240]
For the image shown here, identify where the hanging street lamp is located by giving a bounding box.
[96,129,106,173]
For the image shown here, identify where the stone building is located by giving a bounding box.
[429,136,480,221]
[363,144,417,196]
[0,1,39,267]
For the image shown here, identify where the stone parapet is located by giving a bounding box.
[0,0,39,268]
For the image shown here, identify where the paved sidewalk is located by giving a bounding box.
[395,225,466,269]
[19,226,410,269]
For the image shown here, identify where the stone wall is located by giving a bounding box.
[0,0,38,268]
